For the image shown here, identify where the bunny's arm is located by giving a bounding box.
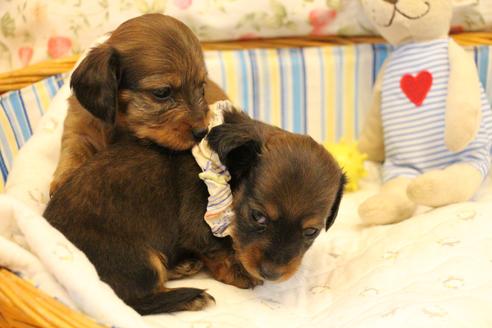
[445,39,482,152]
[358,62,387,162]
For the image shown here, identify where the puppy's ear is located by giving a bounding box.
[70,44,120,124]
[325,173,346,231]
[207,121,261,182]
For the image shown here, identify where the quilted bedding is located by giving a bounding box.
[1,81,492,328]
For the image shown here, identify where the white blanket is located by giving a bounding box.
[2,83,492,328]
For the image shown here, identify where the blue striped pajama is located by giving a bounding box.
[381,38,492,182]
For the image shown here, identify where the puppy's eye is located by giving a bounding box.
[252,211,268,225]
[152,87,172,100]
[303,228,320,238]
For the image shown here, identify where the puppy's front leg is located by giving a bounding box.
[201,250,263,289]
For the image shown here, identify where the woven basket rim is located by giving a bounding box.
[1,32,491,93]
[0,267,105,327]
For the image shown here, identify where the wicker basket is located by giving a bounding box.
[0,268,103,328]
[0,32,491,327]
[2,33,491,94]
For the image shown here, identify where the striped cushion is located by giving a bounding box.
[0,74,67,191]
[205,44,492,142]
[1,45,491,190]
[205,45,390,142]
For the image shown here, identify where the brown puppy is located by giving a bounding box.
[50,13,228,194]
[44,109,345,315]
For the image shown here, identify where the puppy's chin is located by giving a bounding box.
[116,104,209,150]
[138,129,198,151]
[116,118,197,150]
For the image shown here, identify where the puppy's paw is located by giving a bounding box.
[202,251,263,289]
[230,264,263,289]
[169,259,203,279]
[182,291,215,311]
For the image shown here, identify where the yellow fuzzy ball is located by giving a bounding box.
[324,140,367,192]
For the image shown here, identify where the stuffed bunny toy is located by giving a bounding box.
[358,0,492,224]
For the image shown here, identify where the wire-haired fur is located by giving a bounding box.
[50,14,228,195]
[44,109,345,314]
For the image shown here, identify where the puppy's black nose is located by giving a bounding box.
[259,264,281,281]
[383,0,398,4]
[192,128,208,141]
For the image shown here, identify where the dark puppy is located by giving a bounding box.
[44,110,345,314]
[50,13,228,194]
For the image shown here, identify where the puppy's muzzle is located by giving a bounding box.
[192,127,208,141]
[259,263,281,281]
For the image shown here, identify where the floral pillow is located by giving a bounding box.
[1,0,491,73]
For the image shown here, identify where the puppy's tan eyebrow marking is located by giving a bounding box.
[263,203,279,221]
[138,74,182,89]
[302,217,324,229]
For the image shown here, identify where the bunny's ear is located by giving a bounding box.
[445,38,482,152]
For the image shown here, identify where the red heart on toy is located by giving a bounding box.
[400,70,433,107]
